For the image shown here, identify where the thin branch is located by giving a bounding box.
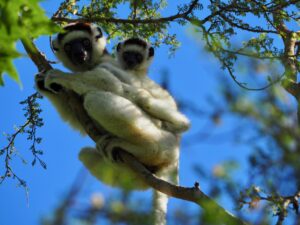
[201,25,284,91]
[52,0,199,25]
[250,0,281,32]
[0,92,44,188]
[218,13,277,34]
[220,48,282,60]
[52,1,66,19]
[51,169,88,225]
[268,0,300,12]
[132,0,138,20]
[240,190,300,224]
[142,1,152,19]
[197,0,297,34]
[0,116,29,184]
[200,1,237,24]
[223,61,285,91]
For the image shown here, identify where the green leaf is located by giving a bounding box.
[0,75,4,86]
[0,60,21,87]
[0,0,59,86]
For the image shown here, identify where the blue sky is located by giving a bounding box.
[0,1,256,225]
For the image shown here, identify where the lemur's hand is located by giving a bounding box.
[43,69,64,93]
[35,73,46,91]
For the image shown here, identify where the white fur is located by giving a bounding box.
[38,27,190,225]
[121,44,144,52]
[43,67,181,177]
[52,27,107,72]
[35,76,86,135]
[116,42,153,73]
[115,39,190,133]
[112,39,190,225]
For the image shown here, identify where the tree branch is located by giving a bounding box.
[52,0,199,25]
[272,10,300,101]
[21,39,248,225]
[218,13,277,34]
[21,39,53,72]
[120,151,249,225]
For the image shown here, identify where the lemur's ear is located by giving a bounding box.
[51,38,59,51]
[95,26,103,39]
[116,43,122,52]
[149,47,154,57]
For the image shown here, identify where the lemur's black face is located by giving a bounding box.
[117,38,154,70]
[122,51,144,69]
[64,38,92,66]
[121,47,154,70]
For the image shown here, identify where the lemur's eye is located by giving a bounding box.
[64,43,71,52]
[82,38,91,47]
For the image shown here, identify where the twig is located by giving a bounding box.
[51,169,88,225]
[132,0,138,20]
[200,25,284,91]
[0,92,44,188]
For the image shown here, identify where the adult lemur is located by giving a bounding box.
[36,23,190,225]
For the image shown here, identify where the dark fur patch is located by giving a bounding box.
[116,43,121,52]
[57,23,92,42]
[95,27,103,39]
[124,38,148,49]
[148,46,154,57]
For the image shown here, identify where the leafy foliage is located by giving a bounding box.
[52,0,201,54]
[194,0,300,91]
[0,0,59,85]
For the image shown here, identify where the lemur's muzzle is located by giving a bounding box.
[67,40,91,65]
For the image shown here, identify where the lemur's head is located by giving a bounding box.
[116,38,154,72]
[52,22,107,72]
